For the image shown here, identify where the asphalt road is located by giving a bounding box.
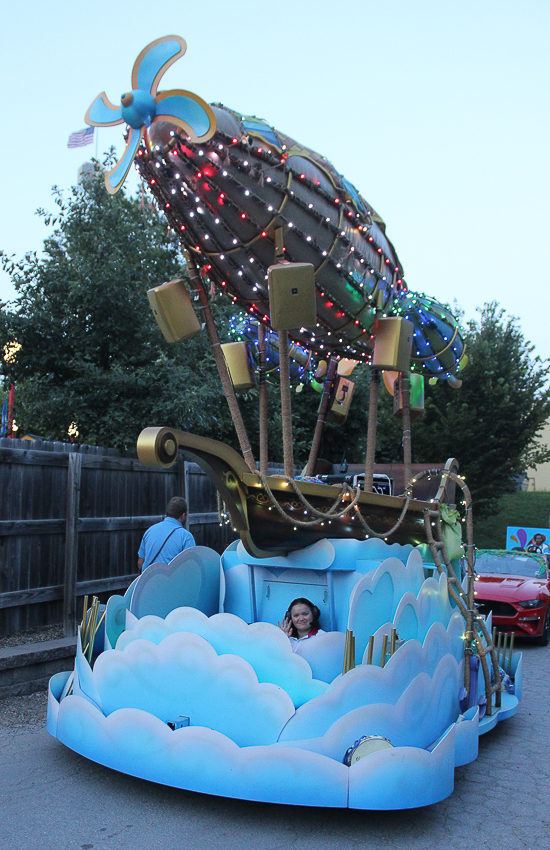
[1,642,548,850]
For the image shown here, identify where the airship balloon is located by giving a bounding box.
[86,35,465,379]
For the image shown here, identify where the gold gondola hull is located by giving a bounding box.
[137,427,433,559]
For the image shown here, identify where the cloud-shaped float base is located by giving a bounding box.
[47,541,520,809]
[49,691,465,809]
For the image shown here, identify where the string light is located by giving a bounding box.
[138,120,463,372]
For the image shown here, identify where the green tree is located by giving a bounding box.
[411,303,550,515]
[0,159,240,451]
[4,162,547,509]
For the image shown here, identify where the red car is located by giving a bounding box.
[473,549,550,645]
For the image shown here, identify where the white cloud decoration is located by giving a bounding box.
[47,541,520,810]
[115,608,328,708]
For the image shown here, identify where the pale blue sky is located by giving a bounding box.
[2,1,549,360]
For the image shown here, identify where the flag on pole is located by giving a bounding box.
[0,396,7,438]
[7,383,14,438]
[67,127,95,148]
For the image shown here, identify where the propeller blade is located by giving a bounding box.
[154,89,216,142]
[104,126,144,194]
[131,35,187,96]
[85,92,123,127]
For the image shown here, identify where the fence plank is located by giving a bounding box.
[0,519,65,536]
[0,439,237,635]
[0,574,139,609]
[0,448,69,467]
[79,516,163,532]
[188,512,219,525]
[0,512,222,539]
[0,447,177,473]
[0,586,64,609]
[63,453,82,637]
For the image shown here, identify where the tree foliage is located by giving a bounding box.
[410,303,550,515]
[0,158,394,466]
[1,163,548,519]
[0,159,241,451]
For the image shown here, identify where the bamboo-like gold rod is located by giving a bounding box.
[351,634,355,670]
[366,635,374,665]
[86,599,100,663]
[390,628,396,656]
[81,597,90,649]
[88,599,100,656]
[380,634,388,668]
[507,633,515,674]
[495,631,502,661]
[501,632,509,669]
[491,626,496,648]
[342,629,350,675]
[87,609,106,656]
[81,595,88,632]
[82,597,97,655]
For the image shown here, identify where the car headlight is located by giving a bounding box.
[517,599,544,609]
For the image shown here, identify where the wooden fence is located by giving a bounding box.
[0,437,238,636]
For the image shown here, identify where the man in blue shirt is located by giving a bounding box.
[137,497,196,572]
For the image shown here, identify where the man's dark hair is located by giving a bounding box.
[165,496,188,519]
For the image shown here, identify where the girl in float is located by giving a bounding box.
[278,597,325,652]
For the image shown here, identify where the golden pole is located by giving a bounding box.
[304,358,338,477]
[80,595,89,647]
[85,598,99,663]
[500,633,508,669]
[507,633,515,674]
[81,595,88,630]
[366,635,374,665]
[278,329,295,478]
[364,368,380,491]
[258,321,269,476]
[342,630,350,675]
[187,258,256,473]
[342,629,356,674]
[380,634,388,668]
[401,372,412,488]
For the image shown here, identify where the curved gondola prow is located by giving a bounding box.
[137,426,252,541]
[137,428,442,559]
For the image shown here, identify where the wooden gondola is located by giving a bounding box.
[137,426,452,559]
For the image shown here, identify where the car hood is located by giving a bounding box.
[474,574,549,603]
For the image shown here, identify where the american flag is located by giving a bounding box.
[67,127,95,148]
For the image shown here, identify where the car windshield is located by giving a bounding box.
[476,550,547,579]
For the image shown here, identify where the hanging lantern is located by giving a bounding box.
[393,373,425,422]
[267,262,317,331]
[372,318,413,372]
[147,279,201,343]
[221,342,256,391]
[327,376,355,425]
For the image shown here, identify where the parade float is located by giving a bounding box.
[47,35,522,809]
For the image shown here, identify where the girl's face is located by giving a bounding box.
[290,603,313,637]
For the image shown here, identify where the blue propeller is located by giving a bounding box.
[85,35,216,194]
